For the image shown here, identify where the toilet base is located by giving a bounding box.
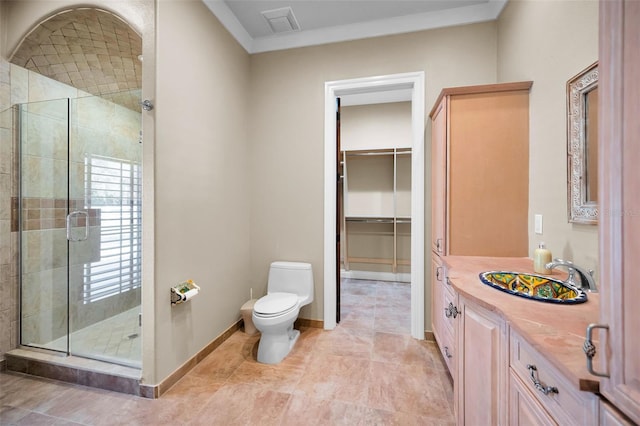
[256,326,300,364]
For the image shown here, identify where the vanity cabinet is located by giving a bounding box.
[453,292,600,426]
[456,295,508,426]
[509,371,556,426]
[595,0,640,423]
[431,255,455,375]
[510,330,599,426]
[600,400,636,426]
[429,82,531,258]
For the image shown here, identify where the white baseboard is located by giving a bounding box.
[341,269,410,283]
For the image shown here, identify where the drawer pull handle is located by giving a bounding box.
[444,302,459,319]
[445,277,452,286]
[584,323,610,378]
[526,364,558,395]
[436,238,443,253]
[436,266,443,282]
[444,346,453,359]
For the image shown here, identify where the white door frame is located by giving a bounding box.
[323,72,425,339]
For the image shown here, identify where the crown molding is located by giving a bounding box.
[203,0,508,54]
[202,0,254,52]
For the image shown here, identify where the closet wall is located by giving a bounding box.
[340,102,412,281]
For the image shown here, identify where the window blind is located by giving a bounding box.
[83,154,142,303]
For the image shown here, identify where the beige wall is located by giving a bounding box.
[497,0,599,276]
[154,0,251,383]
[341,102,412,151]
[248,22,499,326]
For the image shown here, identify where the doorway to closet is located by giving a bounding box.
[338,103,412,333]
[323,72,425,339]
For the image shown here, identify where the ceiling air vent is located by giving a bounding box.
[261,7,300,34]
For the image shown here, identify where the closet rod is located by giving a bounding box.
[346,217,394,224]
[344,151,394,157]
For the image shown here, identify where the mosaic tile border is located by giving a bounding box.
[12,197,100,232]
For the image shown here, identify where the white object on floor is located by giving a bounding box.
[252,261,314,364]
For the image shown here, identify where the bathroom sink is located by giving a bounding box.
[479,271,588,304]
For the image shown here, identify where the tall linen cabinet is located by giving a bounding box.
[431,81,532,259]
[593,0,640,423]
[429,82,532,423]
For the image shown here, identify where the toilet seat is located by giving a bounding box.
[253,292,299,318]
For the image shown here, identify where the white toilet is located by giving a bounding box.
[252,261,314,364]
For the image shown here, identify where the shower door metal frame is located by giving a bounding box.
[17,99,72,355]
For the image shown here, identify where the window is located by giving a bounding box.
[83,154,142,303]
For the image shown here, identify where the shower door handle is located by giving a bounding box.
[66,210,89,242]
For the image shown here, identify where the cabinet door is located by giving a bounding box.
[431,255,445,344]
[600,399,635,426]
[431,97,447,255]
[457,296,507,426]
[509,372,556,426]
[448,91,529,257]
[431,255,455,375]
[598,0,640,423]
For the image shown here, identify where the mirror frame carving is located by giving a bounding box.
[567,61,598,224]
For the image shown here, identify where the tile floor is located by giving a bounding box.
[46,307,142,368]
[0,279,454,425]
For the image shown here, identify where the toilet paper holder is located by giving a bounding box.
[171,280,201,305]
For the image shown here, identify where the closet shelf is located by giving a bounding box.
[342,147,412,274]
[347,257,411,267]
[346,216,395,224]
[345,149,394,157]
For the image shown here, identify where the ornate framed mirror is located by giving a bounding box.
[567,61,598,224]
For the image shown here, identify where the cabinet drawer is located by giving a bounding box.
[510,331,599,425]
[438,324,455,374]
[442,282,457,335]
[509,370,556,426]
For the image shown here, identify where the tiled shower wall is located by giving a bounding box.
[1,59,18,363]
[0,59,141,360]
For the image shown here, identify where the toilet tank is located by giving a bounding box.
[268,261,314,306]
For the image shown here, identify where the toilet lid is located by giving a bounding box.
[254,292,298,316]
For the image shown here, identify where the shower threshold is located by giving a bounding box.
[4,347,154,398]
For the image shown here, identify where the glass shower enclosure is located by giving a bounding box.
[18,92,142,368]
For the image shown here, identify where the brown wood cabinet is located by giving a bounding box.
[456,294,508,426]
[510,330,599,425]
[429,82,532,258]
[441,256,602,425]
[431,256,455,375]
[430,81,532,425]
[509,371,556,426]
[595,0,640,423]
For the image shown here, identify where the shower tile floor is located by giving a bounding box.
[0,279,455,425]
[45,307,141,368]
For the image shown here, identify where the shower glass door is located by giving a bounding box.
[20,92,142,368]
[68,93,142,367]
[19,98,70,353]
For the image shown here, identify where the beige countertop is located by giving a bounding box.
[442,255,601,393]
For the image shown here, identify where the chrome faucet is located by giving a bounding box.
[545,258,598,292]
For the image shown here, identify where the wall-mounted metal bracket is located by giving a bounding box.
[141,100,154,111]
